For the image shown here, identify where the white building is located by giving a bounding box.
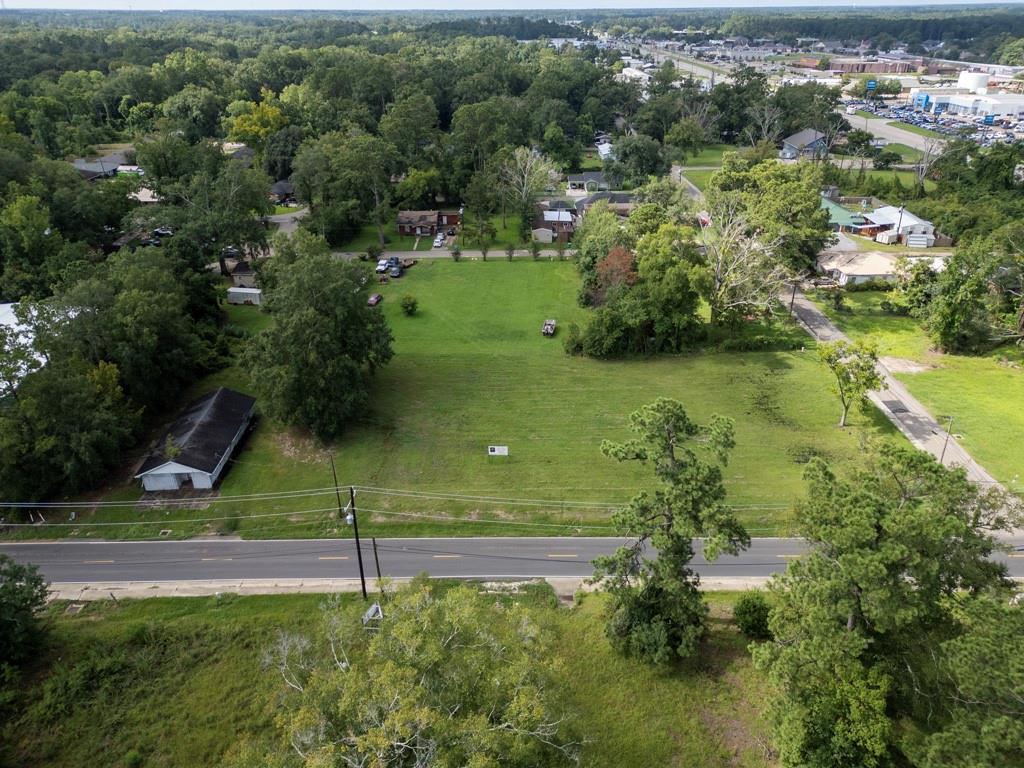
[226,287,262,305]
[135,387,255,492]
[817,251,947,286]
[865,206,936,246]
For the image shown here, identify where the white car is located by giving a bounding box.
[375,258,388,273]
[433,236,445,248]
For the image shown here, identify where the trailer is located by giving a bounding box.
[542,319,557,337]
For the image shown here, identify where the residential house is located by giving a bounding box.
[72,149,130,181]
[780,129,828,160]
[817,251,947,286]
[566,171,609,193]
[819,195,868,233]
[231,260,256,288]
[270,180,295,203]
[396,210,461,237]
[135,387,256,492]
[532,202,577,243]
[576,192,636,218]
[863,205,936,246]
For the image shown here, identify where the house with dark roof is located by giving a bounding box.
[135,388,256,492]
[270,179,295,203]
[575,192,636,218]
[72,150,130,181]
[396,210,462,236]
[781,129,828,159]
[566,171,608,193]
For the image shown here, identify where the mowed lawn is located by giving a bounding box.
[33,261,901,540]
[218,262,895,536]
[812,291,1023,495]
[3,591,775,768]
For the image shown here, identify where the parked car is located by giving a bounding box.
[389,265,402,278]
[221,245,242,258]
[141,237,161,247]
[153,226,173,237]
[367,293,383,306]
[375,258,389,273]
[447,228,456,236]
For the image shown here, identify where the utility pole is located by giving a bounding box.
[371,537,383,595]
[939,415,955,465]
[330,458,367,600]
[349,486,368,600]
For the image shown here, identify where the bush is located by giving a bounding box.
[449,244,461,262]
[400,294,418,316]
[366,243,383,261]
[0,556,48,666]
[529,240,541,260]
[734,592,771,640]
[563,322,583,355]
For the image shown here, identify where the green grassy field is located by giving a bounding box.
[683,168,716,191]
[456,213,525,250]
[837,167,937,193]
[683,143,741,167]
[883,142,924,162]
[2,590,775,768]
[21,262,903,540]
[886,120,945,139]
[342,221,421,253]
[812,291,1023,495]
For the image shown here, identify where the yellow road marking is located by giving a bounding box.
[318,556,349,560]
[201,557,233,561]
[83,559,114,564]
[547,553,579,558]
[777,554,801,559]
[432,554,461,559]
[1008,553,1024,558]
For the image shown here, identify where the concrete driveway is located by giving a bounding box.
[267,207,307,235]
[787,289,999,486]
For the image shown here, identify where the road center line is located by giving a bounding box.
[201,557,233,561]
[547,553,578,558]
[318,556,349,560]
[82,560,114,564]
[432,554,461,559]
[777,554,801,559]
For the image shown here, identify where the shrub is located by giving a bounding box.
[0,556,48,666]
[449,244,461,262]
[529,240,541,260]
[734,592,771,640]
[506,243,516,261]
[400,294,418,316]
[563,322,583,355]
[366,243,383,261]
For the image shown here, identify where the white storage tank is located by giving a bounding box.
[957,71,990,92]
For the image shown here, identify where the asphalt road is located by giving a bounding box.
[2,537,1022,583]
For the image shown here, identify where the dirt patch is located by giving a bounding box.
[275,429,331,462]
[881,356,933,374]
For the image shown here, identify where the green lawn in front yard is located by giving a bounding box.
[579,153,603,171]
[456,212,526,250]
[683,143,741,167]
[30,261,907,541]
[837,168,937,193]
[2,590,775,768]
[340,221,421,253]
[811,290,1023,495]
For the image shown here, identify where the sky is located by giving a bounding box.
[3,0,1021,9]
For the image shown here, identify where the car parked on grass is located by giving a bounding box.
[375,258,389,273]
[367,293,382,306]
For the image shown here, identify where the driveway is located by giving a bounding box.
[267,207,307,235]
[787,289,999,486]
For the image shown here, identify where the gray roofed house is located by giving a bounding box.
[566,171,609,192]
[72,149,131,181]
[270,179,295,200]
[231,260,256,288]
[135,388,256,492]
[575,191,636,217]
[781,129,828,159]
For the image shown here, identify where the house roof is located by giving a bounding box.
[270,180,294,196]
[136,388,256,476]
[784,128,826,148]
[543,210,574,223]
[864,205,931,230]
[819,195,866,228]
[567,171,605,184]
[397,210,438,226]
[576,192,635,212]
[818,251,948,277]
